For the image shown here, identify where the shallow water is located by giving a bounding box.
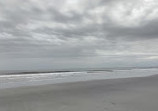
[0,68,158,89]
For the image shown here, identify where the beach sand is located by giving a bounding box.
[0,75,158,111]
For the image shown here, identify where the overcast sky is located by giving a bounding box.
[0,0,158,71]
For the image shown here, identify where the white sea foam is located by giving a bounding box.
[0,68,158,89]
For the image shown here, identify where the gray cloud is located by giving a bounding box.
[0,0,158,70]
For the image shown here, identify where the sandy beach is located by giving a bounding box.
[0,75,158,111]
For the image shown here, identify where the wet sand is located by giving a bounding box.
[0,75,158,111]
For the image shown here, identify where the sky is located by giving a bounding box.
[0,0,158,71]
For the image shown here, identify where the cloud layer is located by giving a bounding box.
[0,0,158,70]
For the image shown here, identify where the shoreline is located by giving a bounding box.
[0,74,150,92]
[1,68,158,89]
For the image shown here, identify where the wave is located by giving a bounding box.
[0,68,158,89]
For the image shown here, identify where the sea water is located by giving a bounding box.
[0,68,158,89]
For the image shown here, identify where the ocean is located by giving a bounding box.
[0,68,158,89]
